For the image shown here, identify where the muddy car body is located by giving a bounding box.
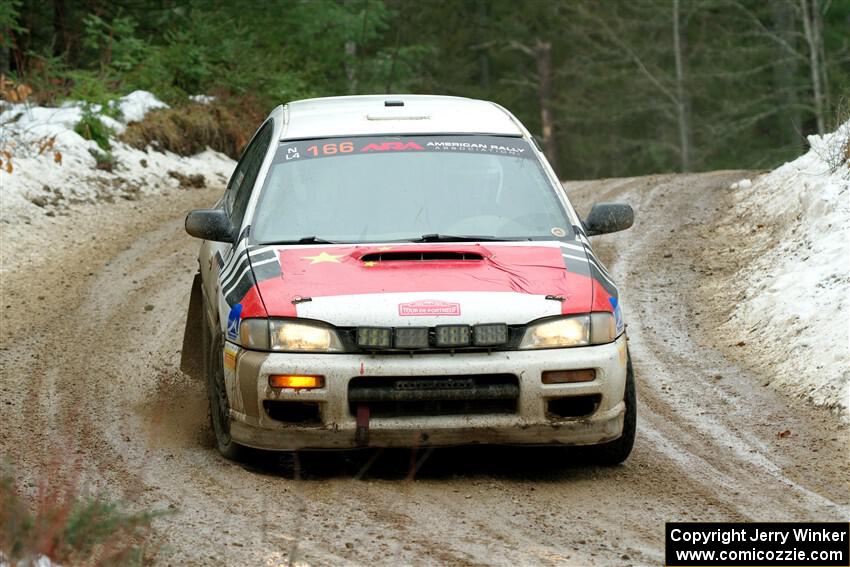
[183,95,636,463]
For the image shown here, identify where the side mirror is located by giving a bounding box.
[185,209,236,243]
[584,203,634,236]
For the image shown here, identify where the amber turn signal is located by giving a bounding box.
[268,374,325,389]
[542,369,596,384]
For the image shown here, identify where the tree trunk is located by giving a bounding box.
[479,53,490,90]
[53,0,68,58]
[535,39,558,174]
[385,27,401,93]
[11,0,31,78]
[345,40,357,94]
[352,0,370,95]
[477,0,490,89]
[342,0,360,94]
[672,0,692,171]
[0,43,8,76]
[771,0,802,150]
[800,0,826,134]
[813,0,830,118]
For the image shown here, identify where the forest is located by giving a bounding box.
[1,0,848,179]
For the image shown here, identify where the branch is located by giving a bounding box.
[590,10,679,107]
[719,0,808,62]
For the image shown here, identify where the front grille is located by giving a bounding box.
[337,325,525,354]
[348,374,519,417]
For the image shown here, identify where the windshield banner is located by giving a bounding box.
[272,136,533,164]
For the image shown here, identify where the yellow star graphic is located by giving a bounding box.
[302,251,344,264]
[363,261,377,267]
[377,246,393,251]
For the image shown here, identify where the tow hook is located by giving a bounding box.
[355,404,370,446]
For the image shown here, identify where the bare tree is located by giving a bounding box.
[535,40,558,171]
[800,0,828,133]
[725,0,830,135]
[673,0,692,170]
[771,0,803,149]
[507,39,559,172]
[575,2,694,171]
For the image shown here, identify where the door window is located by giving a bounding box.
[224,120,274,231]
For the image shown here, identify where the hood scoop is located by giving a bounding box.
[361,251,484,263]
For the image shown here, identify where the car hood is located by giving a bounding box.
[234,241,617,326]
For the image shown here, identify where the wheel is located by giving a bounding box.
[206,332,248,461]
[586,353,636,465]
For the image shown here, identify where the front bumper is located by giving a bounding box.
[224,335,629,450]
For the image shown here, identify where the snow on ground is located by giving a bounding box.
[0,556,60,567]
[189,94,216,105]
[113,89,169,125]
[724,122,849,414]
[0,91,234,222]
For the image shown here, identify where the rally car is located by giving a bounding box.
[182,95,636,464]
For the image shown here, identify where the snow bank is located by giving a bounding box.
[0,91,234,220]
[114,89,169,124]
[0,90,167,139]
[725,122,849,413]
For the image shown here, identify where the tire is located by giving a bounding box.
[206,332,248,461]
[586,354,636,465]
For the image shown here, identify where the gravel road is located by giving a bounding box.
[1,171,846,566]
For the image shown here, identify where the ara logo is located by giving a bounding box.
[398,299,461,316]
[226,304,243,340]
[361,141,424,152]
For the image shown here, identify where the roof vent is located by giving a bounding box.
[366,114,429,121]
[384,100,404,107]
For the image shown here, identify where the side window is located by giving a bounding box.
[225,120,274,230]
[223,152,249,213]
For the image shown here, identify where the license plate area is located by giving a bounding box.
[395,377,475,391]
[348,374,519,417]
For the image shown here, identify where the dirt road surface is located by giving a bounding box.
[1,172,847,566]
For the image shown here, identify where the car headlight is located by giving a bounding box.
[519,313,618,349]
[239,319,344,352]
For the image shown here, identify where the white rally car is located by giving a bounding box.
[182,95,636,464]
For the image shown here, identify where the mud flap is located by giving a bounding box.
[180,273,205,380]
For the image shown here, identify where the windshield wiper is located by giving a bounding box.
[262,235,527,245]
[262,236,338,245]
[413,233,525,243]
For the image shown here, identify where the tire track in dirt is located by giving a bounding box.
[567,172,848,518]
[1,173,846,566]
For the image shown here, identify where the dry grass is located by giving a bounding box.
[0,461,164,566]
[120,98,265,159]
[825,122,850,174]
[829,98,850,172]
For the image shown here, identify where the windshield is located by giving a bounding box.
[251,135,574,243]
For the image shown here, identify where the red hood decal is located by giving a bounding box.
[251,244,597,318]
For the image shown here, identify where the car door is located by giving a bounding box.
[201,120,275,327]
